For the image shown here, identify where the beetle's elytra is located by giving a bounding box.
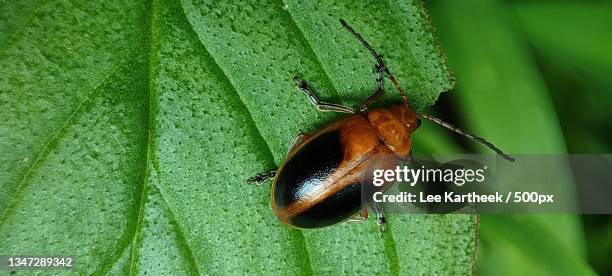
[248,19,514,231]
[272,105,418,229]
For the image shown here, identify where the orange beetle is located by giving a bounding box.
[248,19,513,231]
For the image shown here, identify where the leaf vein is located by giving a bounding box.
[128,132,152,276]
[280,0,343,101]
[177,1,317,273]
[151,183,201,275]
[0,47,140,228]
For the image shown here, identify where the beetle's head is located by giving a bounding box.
[366,104,420,160]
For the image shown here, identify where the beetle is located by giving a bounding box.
[248,19,514,231]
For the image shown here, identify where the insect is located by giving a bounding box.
[248,19,514,231]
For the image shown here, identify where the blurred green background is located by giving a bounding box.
[421,0,612,275]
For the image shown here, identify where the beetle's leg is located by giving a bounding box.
[347,209,369,223]
[373,202,386,232]
[287,132,309,154]
[247,170,276,185]
[360,62,384,112]
[294,76,357,114]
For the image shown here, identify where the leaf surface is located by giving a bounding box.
[0,0,476,274]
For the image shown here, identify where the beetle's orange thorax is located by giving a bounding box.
[366,104,420,159]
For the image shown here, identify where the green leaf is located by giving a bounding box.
[428,0,594,275]
[1,0,475,274]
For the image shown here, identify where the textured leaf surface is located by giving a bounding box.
[0,0,476,274]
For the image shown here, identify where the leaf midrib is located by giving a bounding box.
[109,0,203,274]
[119,0,311,274]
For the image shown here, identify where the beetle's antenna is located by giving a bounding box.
[339,19,409,106]
[418,113,515,162]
